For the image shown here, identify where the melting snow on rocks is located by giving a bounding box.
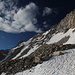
[47,28,75,45]
[7,48,75,75]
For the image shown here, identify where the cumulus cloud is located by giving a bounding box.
[43,7,52,16]
[0,0,42,33]
[0,2,4,10]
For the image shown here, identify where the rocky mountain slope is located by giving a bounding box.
[1,9,75,75]
[9,48,75,75]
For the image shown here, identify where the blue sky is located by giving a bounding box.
[0,0,75,49]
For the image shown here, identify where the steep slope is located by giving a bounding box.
[13,48,75,75]
[1,9,75,74]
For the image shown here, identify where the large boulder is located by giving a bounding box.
[53,51,62,55]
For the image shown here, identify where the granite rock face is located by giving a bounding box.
[57,9,75,32]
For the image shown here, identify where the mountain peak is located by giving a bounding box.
[56,9,75,32]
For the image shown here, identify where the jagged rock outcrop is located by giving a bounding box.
[57,9,75,32]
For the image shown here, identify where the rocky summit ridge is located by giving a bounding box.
[1,9,75,75]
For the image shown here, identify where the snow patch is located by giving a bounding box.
[12,46,29,60]
[43,30,50,35]
[47,33,64,44]
[47,28,75,44]
[64,31,75,44]
[12,38,32,60]
[1,73,6,75]
[20,45,41,58]
[20,45,40,58]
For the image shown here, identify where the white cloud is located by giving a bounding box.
[43,7,52,16]
[0,0,42,33]
[43,21,47,24]
[0,2,4,10]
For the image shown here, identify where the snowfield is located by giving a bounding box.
[2,49,74,75]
